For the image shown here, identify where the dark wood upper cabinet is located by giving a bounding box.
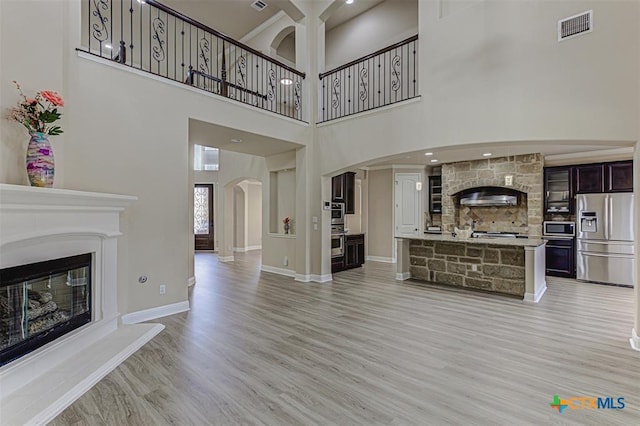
[332,172,356,214]
[332,174,345,202]
[575,164,604,194]
[544,166,573,214]
[605,160,633,192]
[344,172,356,214]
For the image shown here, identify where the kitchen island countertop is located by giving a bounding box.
[402,233,545,248]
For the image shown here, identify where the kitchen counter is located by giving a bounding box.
[395,235,547,303]
[413,233,545,247]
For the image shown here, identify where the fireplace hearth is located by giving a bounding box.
[1,253,92,366]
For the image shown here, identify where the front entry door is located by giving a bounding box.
[194,184,214,250]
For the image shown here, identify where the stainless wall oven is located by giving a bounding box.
[331,202,345,225]
[331,234,344,258]
[543,221,576,278]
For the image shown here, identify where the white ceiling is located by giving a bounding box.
[162,0,282,40]
[189,119,303,157]
[363,140,636,169]
[161,0,391,40]
[325,0,387,31]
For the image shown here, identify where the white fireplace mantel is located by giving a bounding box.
[0,184,164,425]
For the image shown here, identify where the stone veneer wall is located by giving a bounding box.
[441,153,544,237]
[409,240,525,296]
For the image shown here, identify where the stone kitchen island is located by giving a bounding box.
[396,235,547,302]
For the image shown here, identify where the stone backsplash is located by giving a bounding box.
[458,200,528,234]
[441,154,543,237]
[409,239,525,296]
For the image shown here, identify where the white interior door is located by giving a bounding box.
[395,173,421,237]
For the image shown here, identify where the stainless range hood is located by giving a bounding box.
[458,187,521,207]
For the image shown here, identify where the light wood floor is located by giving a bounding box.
[51,252,639,425]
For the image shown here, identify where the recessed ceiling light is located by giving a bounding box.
[483,152,492,157]
[280,78,293,86]
[424,152,433,156]
[430,159,438,163]
[345,0,354,4]
[230,138,243,143]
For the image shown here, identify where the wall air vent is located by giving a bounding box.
[558,10,593,41]
[251,0,268,11]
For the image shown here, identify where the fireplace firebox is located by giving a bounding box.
[0,253,92,366]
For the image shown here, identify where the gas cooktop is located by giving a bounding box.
[472,231,527,239]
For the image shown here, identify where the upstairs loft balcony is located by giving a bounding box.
[78,0,306,121]
[319,35,419,123]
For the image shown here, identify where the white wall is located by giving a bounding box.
[367,168,394,260]
[242,11,298,66]
[324,0,418,70]
[318,0,639,176]
[234,185,246,250]
[276,169,297,234]
[0,1,66,186]
[1,0,309,315]
[247,182,263,248]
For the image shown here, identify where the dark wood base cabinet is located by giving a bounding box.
[332,234,365,273]
[545,238,575,278]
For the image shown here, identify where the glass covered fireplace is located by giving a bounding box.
[0,253,92,366]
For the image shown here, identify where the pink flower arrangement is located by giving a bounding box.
[6,81,64,136]
[283,217,291,225]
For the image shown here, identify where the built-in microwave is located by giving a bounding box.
[331,202,345,225]
[543,221,575,237]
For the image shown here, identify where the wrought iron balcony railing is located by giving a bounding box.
[319,35,418,123]
[79,0,305,121]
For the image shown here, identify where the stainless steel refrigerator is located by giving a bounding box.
[576,193,635,286]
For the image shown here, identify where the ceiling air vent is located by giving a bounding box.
[558,10,593,41]
[251,0,268,11]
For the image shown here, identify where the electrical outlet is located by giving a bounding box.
[159,284,166,295]
[284,256,288,266]
[471,265,478,272]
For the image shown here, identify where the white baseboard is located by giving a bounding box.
[218,255,234,262]
[121,301,190,325]
[295,273,333,283]
[2,323,164,426]
[395,272,411,281]
[187,276,196,287]
[247,245,262,251]
[366,256,397,264]
[631,328,640,351]
[524,284,547,304]
[261,265,296,278]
